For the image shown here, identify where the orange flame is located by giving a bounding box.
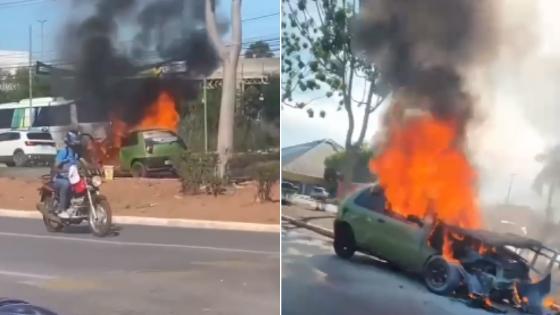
[370,113,481,229]
[544,296,560,311]
[443,233,459,263]
[133,91,179,132]
[478,244,494,256]
[97,91,180,165]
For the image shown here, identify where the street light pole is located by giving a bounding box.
[505,173,516,205]
[28,25,33,129]
[37,19,47,61]
[203,78,208,152]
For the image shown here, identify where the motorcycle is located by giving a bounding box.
[36,158,112,237]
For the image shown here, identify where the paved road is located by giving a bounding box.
[282,222,525,315]
[0,217,279,315]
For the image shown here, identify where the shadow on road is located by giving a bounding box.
[61,224,122,237]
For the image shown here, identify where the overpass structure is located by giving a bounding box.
[35,57,279,88]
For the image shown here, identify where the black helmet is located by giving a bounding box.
[64,130,80,147]
[0,299,58,315]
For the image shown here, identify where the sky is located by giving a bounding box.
[281,0,560,210]
[0,0,279,68]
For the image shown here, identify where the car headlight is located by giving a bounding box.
[91,176,103,188]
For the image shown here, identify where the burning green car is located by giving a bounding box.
[334,184,558,314]
[119,129,186,177]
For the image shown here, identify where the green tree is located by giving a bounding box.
[235,75,280,151]
[533,146,560,222]
[179,86,221,152]
[282,0,390,188]
[244,41,275,58]
[0,67,51,102]
[324,148,376,195]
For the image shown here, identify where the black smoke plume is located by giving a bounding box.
[355,0,499,131]
[54,0,220,127]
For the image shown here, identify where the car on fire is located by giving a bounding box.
[334,184,560,314]
[119,129,186,177]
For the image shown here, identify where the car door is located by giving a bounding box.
[0,133,8,160]
[119,132,139,170]
[372,211,428,270]
[4,132,20,156]
[346,188,390,254]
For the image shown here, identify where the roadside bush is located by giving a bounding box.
[249,161,279,202]
[173,152,223,195]
[227,151,279,181]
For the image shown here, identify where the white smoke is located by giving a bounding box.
[469,0,560,211]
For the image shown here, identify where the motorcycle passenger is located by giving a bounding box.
[53,131,81,218]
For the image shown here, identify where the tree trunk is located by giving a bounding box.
[205,0,242,178]
[216,59,237,176]
[341,146,357,198]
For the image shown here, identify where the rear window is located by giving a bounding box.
[26,132,52,140]
[143,130,179,144]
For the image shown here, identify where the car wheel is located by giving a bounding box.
[333,223,356,259]
[13,150,28,167]
[423,255,461,295]
[131,161,147,178]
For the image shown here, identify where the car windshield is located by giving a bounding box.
[26,132,52,140]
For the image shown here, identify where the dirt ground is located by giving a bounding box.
[0,177,279,224]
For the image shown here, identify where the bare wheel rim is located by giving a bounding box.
[426,260,449,289]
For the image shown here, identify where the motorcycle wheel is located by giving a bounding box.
[89,196,112,237]
[41,197,63,233]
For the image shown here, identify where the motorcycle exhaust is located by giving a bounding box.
[36,201,63,224]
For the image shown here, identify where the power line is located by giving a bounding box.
[242,12,279,23]
[0,0,50,10]
[0,36,280,69]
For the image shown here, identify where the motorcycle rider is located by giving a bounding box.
[53,130,81,219]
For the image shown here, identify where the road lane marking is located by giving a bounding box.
[0,231,278,255]
[0,270,55,280]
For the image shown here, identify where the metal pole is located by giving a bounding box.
[505,173,515,204]
[37,19,47,61]
[546,183,555,221]
[203,78,208,152]
[28,25,33,129]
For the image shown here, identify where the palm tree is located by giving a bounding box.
[533,145,560,221]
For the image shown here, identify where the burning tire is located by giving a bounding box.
[423,255,461,295]
[334,222,356,259]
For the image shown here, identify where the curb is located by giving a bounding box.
[0,209,280,233]
[281,215,334,238]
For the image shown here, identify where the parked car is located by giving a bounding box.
[119,129,186,177]
[281,181,298,204]
[0,130,56,167]
[310,186,329,200]
[334,184,556,313]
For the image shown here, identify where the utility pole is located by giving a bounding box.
[203,78,208,152]
[505,173,516,205]
[28,25,33,129]
[37,19,47,61]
